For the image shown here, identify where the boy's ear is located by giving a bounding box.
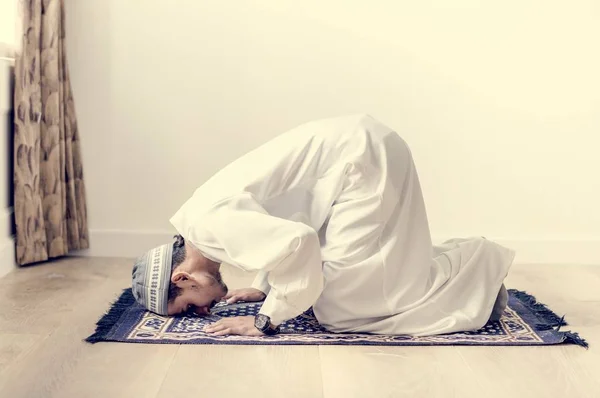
[171,270,192,284]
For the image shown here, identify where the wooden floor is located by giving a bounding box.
[0,258,599,398]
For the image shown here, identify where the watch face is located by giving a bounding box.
[255,315,269,330]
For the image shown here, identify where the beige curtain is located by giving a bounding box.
[13,0,88,265]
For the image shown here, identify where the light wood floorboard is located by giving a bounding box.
[0,258,597,398]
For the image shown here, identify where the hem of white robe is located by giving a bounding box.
[320,239,516,337]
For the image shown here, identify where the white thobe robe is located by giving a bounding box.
[170,114,515,336]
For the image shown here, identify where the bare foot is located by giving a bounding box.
[489,284,508,322]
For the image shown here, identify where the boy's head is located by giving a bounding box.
[131,235,228,316]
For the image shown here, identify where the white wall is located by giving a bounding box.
[0,60,15,277]
[0,0,17,277]
[0,0,17,51]
[65,0,600,264]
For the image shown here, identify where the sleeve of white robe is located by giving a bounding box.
[201,193,324,326]
[251,271,271,295]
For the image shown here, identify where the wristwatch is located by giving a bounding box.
[254,314,280,335]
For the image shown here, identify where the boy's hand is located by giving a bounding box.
[224,288,266,304]
[204,316,265,336]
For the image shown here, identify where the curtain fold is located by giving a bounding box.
[13,0,89,266]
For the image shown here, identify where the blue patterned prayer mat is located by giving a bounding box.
[85,289,587,348]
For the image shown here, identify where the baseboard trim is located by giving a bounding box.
[78,229,600,265]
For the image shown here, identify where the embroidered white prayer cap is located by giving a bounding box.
[131,243,173,316]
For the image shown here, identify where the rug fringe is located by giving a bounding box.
[533,324,555,331]
[509,289,589,349]
[561,331,589,349]
[508,289,567,327]
[85,288,135,344]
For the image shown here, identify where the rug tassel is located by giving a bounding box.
[533,324,555,331]
[561,331,589,349]
[85,288,135,344]
[555,315,567,331]
[508,289,568,327]
[510,289,589,349]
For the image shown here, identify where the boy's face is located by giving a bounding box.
[167,269,228,316]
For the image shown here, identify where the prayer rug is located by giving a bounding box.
[86,289,588,348]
